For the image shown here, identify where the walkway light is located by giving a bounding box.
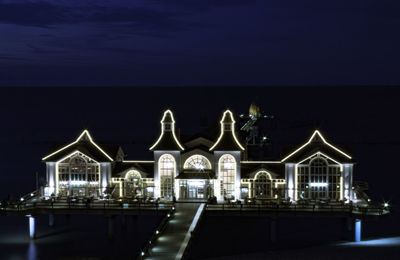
[141,252,144,256]
[20,198,24,201]
[156,230,159,234]
[384,202,389,208]
[167,214,170,217]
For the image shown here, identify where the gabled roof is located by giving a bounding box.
[240,161,284,179]
[150,110,185,151]
[112,161,154,178]
[210,110,245,151]
[42,130,114,162]
[281,130,352,163]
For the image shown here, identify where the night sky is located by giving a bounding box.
[1,0,400,86]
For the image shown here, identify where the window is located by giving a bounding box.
[219,154,236,198]
[57,152,100,197]
[297,156,341,200]
[254,171,272,198]
[159,154,175,199]
[184,155,211,170]
[309,158,328,199]
[124,170,142,197]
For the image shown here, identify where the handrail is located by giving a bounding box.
[180,203,206,260]
[204,203,390,216]
[0,200,174,213]
[136,204,175,259]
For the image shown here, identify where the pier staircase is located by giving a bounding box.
[145,203,204,260]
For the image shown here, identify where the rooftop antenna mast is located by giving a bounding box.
[240,103,274,146]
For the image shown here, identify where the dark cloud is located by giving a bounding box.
[0,1,199,34]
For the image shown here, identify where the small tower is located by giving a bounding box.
[210,110,244,201]
[150,110,184,200]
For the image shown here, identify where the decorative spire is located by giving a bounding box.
[149,110,184,151]
[210,110,245,151]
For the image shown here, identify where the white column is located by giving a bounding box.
[100,163,111,195]
[285,164,295,201]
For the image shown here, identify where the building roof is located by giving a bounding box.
[176,169,216,179]
[240,161,284,179]
[42,130,115,162]
[150,110,185,151]
[210,110,245,151]
[281,130,353,163]
[112,161,154,178]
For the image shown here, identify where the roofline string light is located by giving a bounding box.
[42,130,114,161]
[149,109,185,151]
[281,130,352,162]
[210,110,245,151]
[122,160,154,163]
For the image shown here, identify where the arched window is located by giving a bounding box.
[254,171,272,198]
[309,157,328,199]
[159,154,175,199]
[124,170,142,197]
[183,155,212,170]
[219,154,236,199]
[57,152,99,197]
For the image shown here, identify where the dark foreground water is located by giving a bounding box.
[0,214,162,260]
[189,211,400,260]
[0,210,399,260]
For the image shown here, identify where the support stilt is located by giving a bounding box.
[49,214,55,227]
[121,215,127,230]
[108,215,115,239]
[354,219,362,242]
[28,215,36,239]
[341,216,353,240]
[65,214,70,225]
[270,218,277,243]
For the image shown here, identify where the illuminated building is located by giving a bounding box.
[42,109,356,203]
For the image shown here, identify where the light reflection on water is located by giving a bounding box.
[27,242,37,260]
[338,236,400,247]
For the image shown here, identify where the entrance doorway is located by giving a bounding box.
[188,180,205,199]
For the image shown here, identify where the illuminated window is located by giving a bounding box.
[124,170,142,197]
[297,156,341,200]
[159,154,175,199]
[219,154,236,198]
[57,152,100,197]
[254,171,272,198]
[183,155,211,170]
[309,158,327,199]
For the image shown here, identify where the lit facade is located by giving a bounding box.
[42,109,355,203]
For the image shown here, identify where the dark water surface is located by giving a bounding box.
[0,214,162,260]
[188,212,400,260]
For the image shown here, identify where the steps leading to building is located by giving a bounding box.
[145,203,204,260]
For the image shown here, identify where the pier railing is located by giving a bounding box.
[1,199,174,215]
[205,203,390,216]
